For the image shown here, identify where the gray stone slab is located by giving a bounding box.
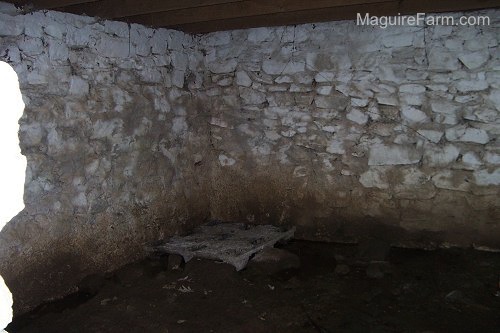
[153,223,295,271]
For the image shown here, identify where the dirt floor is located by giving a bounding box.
[7,240,500,333]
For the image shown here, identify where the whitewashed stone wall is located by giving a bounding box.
[200,11,500,247]
[0,1,499,314]
[0,3,210,314]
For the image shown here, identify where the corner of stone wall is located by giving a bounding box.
[199,10,500,249]
[0,3,213,314]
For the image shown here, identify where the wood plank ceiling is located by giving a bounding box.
[7,0,500,34]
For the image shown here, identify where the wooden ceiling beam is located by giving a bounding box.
[127,0,500,32]
[4,0,499,33]
[13,0,97,10]
[170,1,397,33]
[124,0,387,27]
[393,0,500,15]
[59,0,244,19]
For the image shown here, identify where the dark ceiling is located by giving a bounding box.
[6,0,500,34]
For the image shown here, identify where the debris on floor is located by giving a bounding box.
[7,241,500,333]
[152,222,296,271]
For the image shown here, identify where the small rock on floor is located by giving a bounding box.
[167,254,184,270]
[247,247,300,275]
[445,290,465,303]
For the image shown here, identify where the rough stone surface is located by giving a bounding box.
[0,5,210,315]
[423,145,460,167]
[199,10,500,258]
[347,108,369,125]
[428,47,460,71]
[445,126,490,144]
[368,145,422,166]
[417,130,443,143]
[359,167,389,189]
[401,106,428,123]
[458,51,490,70]
[456,79,489,93]
[474,169,500,186]
[0,3,499,315]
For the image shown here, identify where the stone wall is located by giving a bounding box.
[200,11,500,247]
[0,1,499,314]
[0,3,211,313]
